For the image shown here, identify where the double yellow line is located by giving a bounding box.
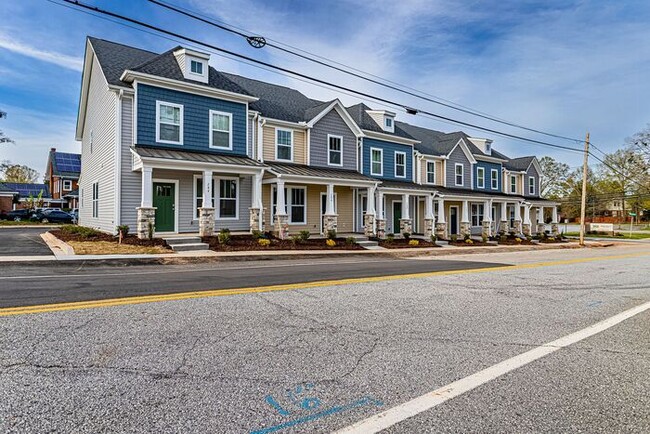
[1,251,648,317]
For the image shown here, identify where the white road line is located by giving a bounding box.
[334,300,650,434]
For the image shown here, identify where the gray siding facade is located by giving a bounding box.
[446,143,472,189]
[120,96,141,230]
[525,163,540,198]
[309,109,357,171]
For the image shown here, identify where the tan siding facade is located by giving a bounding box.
[262,124,306,164]
[420,158,444,185]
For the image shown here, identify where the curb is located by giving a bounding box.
[40,232,75,256]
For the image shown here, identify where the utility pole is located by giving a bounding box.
[579,132,590,246]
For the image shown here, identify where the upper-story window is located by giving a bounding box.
[156,101,183,144]
[275,128,293,161]
[510,175,517,193]
[190,60,203,75]
[209,111,232,149]
[385,118,392,128]
[395,151,406,178]
[426,161,435,184]
[328,135,343,166]
[477,167,485,188]
[455,163,464,186]
[370,148,383,176]
[63,180,72,191]
[491,169,498,189]
[528,176,536,195]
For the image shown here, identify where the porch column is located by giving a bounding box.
[274,179,289,239]
[513,202,523,234]
[522,204,532,236]
[198,170,215,237]
[499,201,509,234]
[400,193,412,235]
[376,191,386,238]
[551,206,559,236]
[136,166,156,239]
[424,194,434,238]
[435,198,447,240]
[364,185,376,237]
[537,206,546,235]
[460,199,471,237]
[482,199,492,239]
[323,183,338,235]
[249,172,264,233]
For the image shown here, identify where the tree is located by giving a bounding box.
[0,161,39,183]
[0,110,13,144]
[559,167,605,220]
[626,124,650,164]
[539,156,570,198]
[598,148,648,215]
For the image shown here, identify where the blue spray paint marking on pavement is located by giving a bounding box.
[587,301,604,308]
[250,397,383,434]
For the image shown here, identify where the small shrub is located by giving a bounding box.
[450,234,458,242]
[290,234,303,244]
[408,239,419,246]
[60,225,101,238]
[116,224,130,237]
[326,229,337,240]
[499,235,508,242]
[515,237,522,243]
[299,230,311,241]
[402,232,411,240]
[386,233,395,243]
[258,238,271,247]
[218,228,231,245]
[345,236,357,245]
[251,230,262,240]
[326,239,336,247]
[148,221,154,240]
[481,234,488,243]
[430,234,437,243]
[465,239,474,244]
[463,233,471,241]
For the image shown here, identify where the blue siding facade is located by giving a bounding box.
[474,160,502,192]
[136,84,247,155]
[362,138,413,181]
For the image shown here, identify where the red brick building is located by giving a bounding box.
[44,148,81,210]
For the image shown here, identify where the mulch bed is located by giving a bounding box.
[448,240,494,247]
[376,238,439,249]
[496,237,535,246]
[201,235,364,251]
[537,238,568,244]
[51,229,170,248]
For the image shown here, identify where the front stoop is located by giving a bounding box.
[163,236,210,252]
[347,234,384,250]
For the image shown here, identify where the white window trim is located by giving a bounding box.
[477,167,485,188]
[155,101,183,145]
[471,203,484,227]
[528,176,536,195]
[370,147,383,176]
[216,176,240,220]
[491,169,498,190]
[426,161,436,184]
[271,185,307,225]
[327,134,343,167]
[209,110,233,150]
[510,175,517,193]
[62,180,72,191]
[189,59,204,76]
[275,127,294,162]
[394,151,406,178]
[454,163,464,186]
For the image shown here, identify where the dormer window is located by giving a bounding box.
[485,143,491,153]
[365,109,396,133]
[173,48,210,84]
[385,118,392,128]
[190,60,203,75]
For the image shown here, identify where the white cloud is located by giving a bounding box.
[0,33,83,71]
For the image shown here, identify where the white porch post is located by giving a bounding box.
[499,201,509,234]
[435,198,446,240]
[437,199,446,224]
[425,195,434,219]
[400,193,412,235]
[461,200,470,223]
[137,166,155,239]
[198,170,215,237]
[551,205,559,236]
[364,185,376,236]
[482,199,492,238]
[274,178,288,239]
[324,183,338,235]
[522,203,532,236]
[202,170,213,209]
[250,171,264,232]
[141,166,153,208]
[537,206,545,224]
[424,194,434,238]
[376,191,386,238]
[460,199,471,237]
[513,202,523,234]
[401,194,410,219]
[552,206,558,223]
[366,185,376,215]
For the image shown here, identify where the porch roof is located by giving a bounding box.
[132,145,265,168]
[266,162,376,183]
[434,186,525,201]
[378,180,436,194]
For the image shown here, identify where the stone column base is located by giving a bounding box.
[376,219,386,239]
[249,207,262,233]
[364,213,375,237]
[498,221,509,234]
[198,207,215,237]
[551,223,559,236]
[424,218,434,238]
[275,214,289,240]
[460,221,471,237]
[323,214,338,236]
[522,223,532,236]
[136,207,156,240]
[399,218,413,235]
[435,222,447,240]
[513,220,522,234]
[482,220,492,239]
[537,223,546,235]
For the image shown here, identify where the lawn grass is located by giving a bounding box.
[563,231,650,240]
[67,241,172,255]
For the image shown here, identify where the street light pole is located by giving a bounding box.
[579,132,590,247]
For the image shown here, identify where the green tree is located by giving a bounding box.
[539,156,570,198]
[0,161,39,183]
[0,110,13,144]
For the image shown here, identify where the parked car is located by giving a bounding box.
[31,209,75,224]
[3,209,34,221]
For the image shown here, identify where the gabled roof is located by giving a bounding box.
[398,123,486,158]
[504,156,535,172]
[46,150,81,178]
[1,183,51,198]
[89,37,159,87]
[346,103,415,140]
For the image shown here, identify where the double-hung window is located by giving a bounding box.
[190,60,203,75]
[395,152,406,178]
[455,164,464,186]
[218,178,238,219]
[272,186,306,224]
[92,182,99,218]
[328,135,342,166]
[510,175,517,193]
[210,111,232,149]
[491,169,498,190]
[370,148,383,176]
[156,101,183,144]
[63,180,72,191]
[471,204,484,226]
[477,167,485,188]
[426,161,435,184]
[528,176,535,195]
[276,129,293,161]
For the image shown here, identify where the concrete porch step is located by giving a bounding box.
[357,240,379,248]
[168,242,210,252]
[163,236,202,245]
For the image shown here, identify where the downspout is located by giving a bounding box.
[257,117,266,162]
[114,89,124,232]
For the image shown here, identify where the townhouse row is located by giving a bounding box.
[76,37,558,239]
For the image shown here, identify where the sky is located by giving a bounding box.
[1,0,650,179]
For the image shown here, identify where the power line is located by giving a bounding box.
[147,0,587,146]
[58,0,586,157]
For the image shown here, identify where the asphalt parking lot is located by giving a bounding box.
[0,227,53,257]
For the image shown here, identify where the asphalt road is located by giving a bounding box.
[0,257,508,308]
[1,245,649,433]
[0,227,52,257]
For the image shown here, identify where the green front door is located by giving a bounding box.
[393,201,402,234]
[153,182,175,232]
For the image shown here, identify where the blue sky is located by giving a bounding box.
[1,0,650,177]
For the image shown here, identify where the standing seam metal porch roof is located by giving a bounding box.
[132,146,265,167]
[265,162,376,182]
